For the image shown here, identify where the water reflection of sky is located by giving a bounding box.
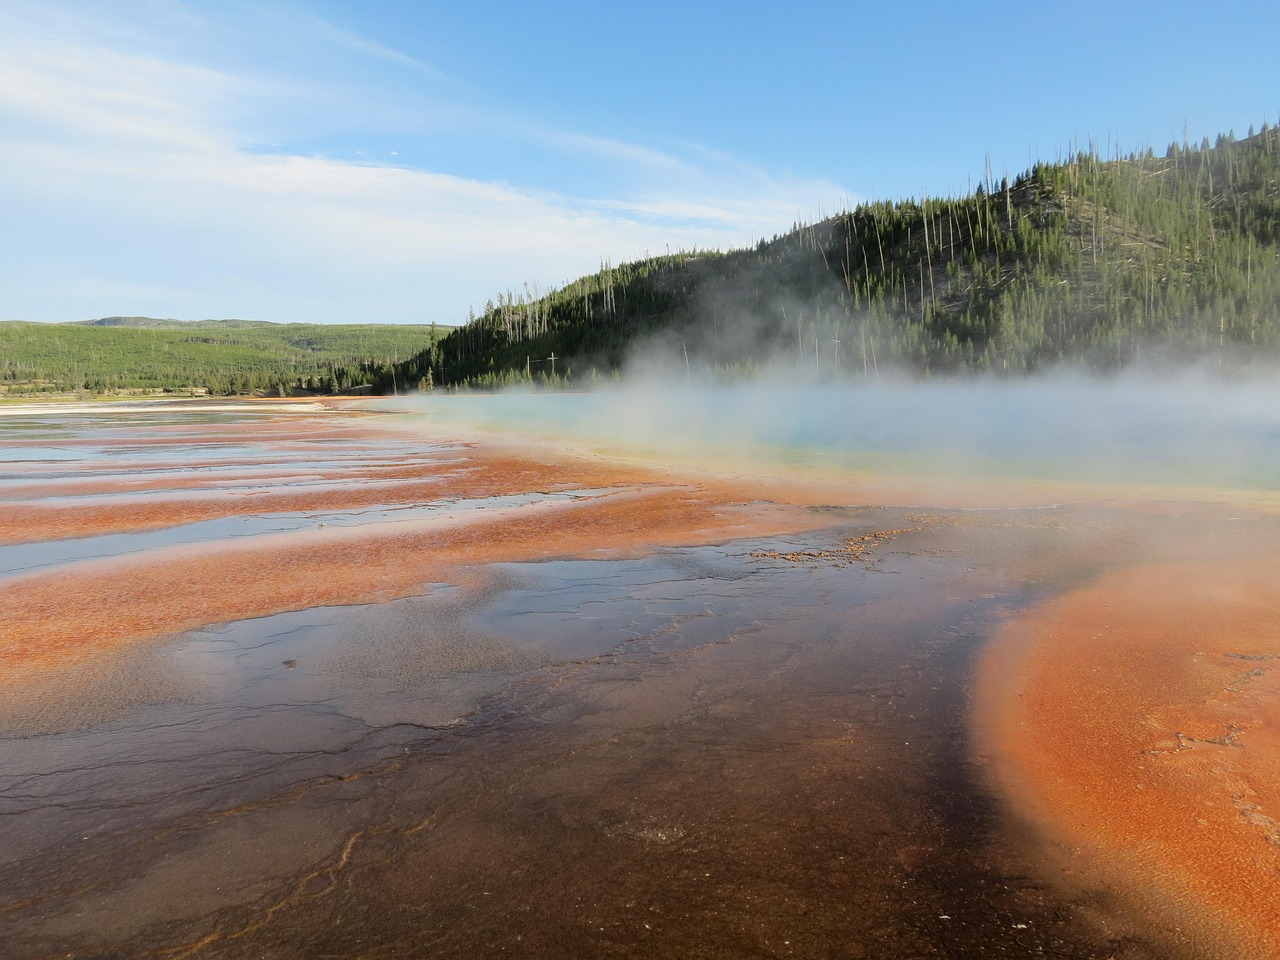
[0,490,601,577]
[0,527,949,870]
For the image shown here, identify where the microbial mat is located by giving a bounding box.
[3,394,1280,960]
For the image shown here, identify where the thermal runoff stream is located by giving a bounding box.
[2,384,1280,960]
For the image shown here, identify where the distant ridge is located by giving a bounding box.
[381,122,1280,389]
[75,317,289,329]
[2,319,442,396]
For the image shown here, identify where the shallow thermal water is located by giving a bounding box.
[1,399,1269,959]
[0,490,603,576]
[383,378,1280,489]
[2,511,1136,959]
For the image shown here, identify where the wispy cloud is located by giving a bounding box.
[0,45,236,150]
[528,128,691,173]
[278,7,459,86]
[0,1,852,324]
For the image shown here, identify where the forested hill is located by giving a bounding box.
[387,124,1280,390]
[0,319,441,397]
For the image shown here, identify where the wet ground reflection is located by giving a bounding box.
[6,401,1263,959]
[0,503,1145,959]
[0,490,603,576]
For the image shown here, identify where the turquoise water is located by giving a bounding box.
[383,377,1280,490]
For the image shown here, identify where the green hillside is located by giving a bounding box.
[388,123,1280,389]
[0,319,442,397]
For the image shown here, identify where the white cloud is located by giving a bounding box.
[0,1,851,324]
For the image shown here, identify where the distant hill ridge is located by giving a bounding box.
[75,317,311,329]
[1,319,441,396]
[380,122,1280,390]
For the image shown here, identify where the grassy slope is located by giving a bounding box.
[0,320,439,395]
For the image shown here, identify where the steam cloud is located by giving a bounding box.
[381,369,1280,493]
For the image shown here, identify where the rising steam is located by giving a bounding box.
[380,367,1280,493]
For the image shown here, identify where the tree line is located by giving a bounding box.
[0,320,441,397]
[389,121,1280,389]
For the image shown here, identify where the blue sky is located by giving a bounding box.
[3,0,1276,325]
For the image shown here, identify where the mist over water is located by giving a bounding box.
[384,373,1280,491]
